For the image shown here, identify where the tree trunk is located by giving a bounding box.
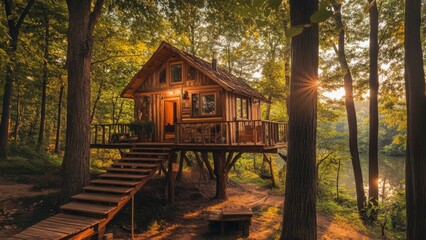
[265,96,272,120]
[336,158,341,200]
[213,151,226,199]
[90,83,103,124]
[281,0,318,239]
[332,2,366,213]
[38,13,49,146]
[368,0,379,221]
[13,89,21,141]
[404,0,426,237]
[61,0,104,203]
[55,82,64,154]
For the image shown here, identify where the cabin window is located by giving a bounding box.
[201,93,216,115]
[171,63,183,83]
[236,96,248,119]
[192,94,199,116]
[191,92,217,116]
[159,68,166,83]
[187,65,196,80]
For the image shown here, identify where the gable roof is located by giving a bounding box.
[121,41,269,102]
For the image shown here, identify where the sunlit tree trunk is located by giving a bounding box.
[332,2,366,213]
[280,0,318,238]
[368,0,379,220]
[55,81,64,154]
[61,0,104,203]
[404,0,426,237]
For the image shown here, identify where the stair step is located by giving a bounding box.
[72,193,127,203]
[83,185,133,194]
[100,173,147,179]
[124,152,169,156]
[60,202,115,216]
[107,168,151,174]
[90,179,140,186]
[120,157,163,162]
[111,162,159,168]
[131,147,172,152]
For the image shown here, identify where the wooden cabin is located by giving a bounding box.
[92,41,286,150]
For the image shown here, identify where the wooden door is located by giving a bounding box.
[164,100,177,142]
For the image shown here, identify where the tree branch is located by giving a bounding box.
[4,0,15,36]
[15,0,35,33]
[89,0,104,34]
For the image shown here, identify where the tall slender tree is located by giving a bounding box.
[404,0,426,237]
[61,0,104,202]
[38,12,49,146]
[280,0,318,238]
[0,0,35,158]
[332,1,366,213]
[368,0,379,219]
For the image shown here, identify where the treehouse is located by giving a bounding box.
[92,41,287,151]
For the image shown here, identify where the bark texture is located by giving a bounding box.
[61,0,104,203]
[213,151,227,199]
[280,0,318,238]
[333,2,366,213]
[404,0,426,237]
[368,0,379,219]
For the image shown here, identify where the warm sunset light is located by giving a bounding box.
[1,0,419,239]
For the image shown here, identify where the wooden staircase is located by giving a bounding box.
[9,146,172,240]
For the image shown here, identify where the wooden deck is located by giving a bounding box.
[9,147,172,240]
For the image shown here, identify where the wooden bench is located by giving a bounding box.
[206,206,253,237]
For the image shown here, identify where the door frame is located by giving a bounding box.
[161,97,180,142]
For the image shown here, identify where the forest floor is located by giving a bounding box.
[0,171,373,239]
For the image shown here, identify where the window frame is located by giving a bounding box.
[170,61,183,84]
[191,91,219,117]
[236,96,249,119]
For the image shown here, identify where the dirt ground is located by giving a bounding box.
[0,172,371,239]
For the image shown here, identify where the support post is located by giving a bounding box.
[177,150,185,180]
[166,152,178,206]
[213,151,227,199]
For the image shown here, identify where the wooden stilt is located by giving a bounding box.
[213,151,227,199]
[263,153,276,187]
[194,151,206,181]
[177,150,185,180]
[201,152,215,180]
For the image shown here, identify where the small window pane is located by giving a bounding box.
[188,65,196,80]
[171,64,182,82]
[236,98,242,118]
[202,94,215,115]
[242,98,248,119]
[192,94,199,116]
[159,69,166,83]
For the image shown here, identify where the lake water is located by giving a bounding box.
[341,154,405,198]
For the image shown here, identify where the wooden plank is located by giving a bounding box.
[60,202,115,215]
[120,157,163,162]
[124,152,169,156]
[83,185,133,194]
[90,179,140,186]
[111,162,159,168]
[106,167,151,174]
[14,227,66,239]
[131,147,172,151]
[100,173,148,179]
[71,193,127,203]
[50,214,100,226]
[32,222,77,234]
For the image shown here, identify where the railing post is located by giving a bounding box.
[94,125,98,144]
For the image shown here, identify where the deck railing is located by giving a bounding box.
[174,120,287,147]
[92,123,131,144]
[91,120,287,147]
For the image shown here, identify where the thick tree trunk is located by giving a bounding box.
[404,0,426,237]
[333,2,366,213]
[368,0,379,220]
[55,83,64,154]
[213,151,226,199]
[280,0,318,239]
[61,0,104,203]
[38,13,49,146]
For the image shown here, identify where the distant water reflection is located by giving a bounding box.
[342,154,405,198]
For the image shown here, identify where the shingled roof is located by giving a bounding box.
[121,41,269,102]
